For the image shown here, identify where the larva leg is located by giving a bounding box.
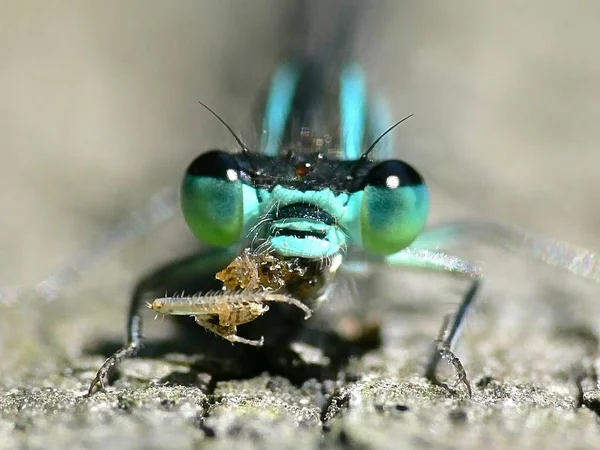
[194,317,265,346]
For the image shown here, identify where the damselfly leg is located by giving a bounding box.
[382,247,483,397]
[88,247,237,394]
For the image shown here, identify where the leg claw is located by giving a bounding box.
[435,341,472,398]
[87,374,106,396]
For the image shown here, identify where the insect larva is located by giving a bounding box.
[147,290,312,320]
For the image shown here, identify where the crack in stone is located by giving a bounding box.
[320,387,350,425]
[572,362,598,411]
[582,391,600,418]
[192,376,218,438]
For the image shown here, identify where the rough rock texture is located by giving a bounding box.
[2,2,600,449]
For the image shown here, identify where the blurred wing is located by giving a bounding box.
[0,185,178,305]
[412,219,600,283]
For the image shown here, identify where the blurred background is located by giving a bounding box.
[0,1,599,378]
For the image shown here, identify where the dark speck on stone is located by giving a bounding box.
[338,429,350,446]
[160,399,176,410]
[117,395,134,413]
[202,425,217,438]
[449,409,468,424]
[476,376,494,389]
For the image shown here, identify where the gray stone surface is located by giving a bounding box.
[2,2,600,449]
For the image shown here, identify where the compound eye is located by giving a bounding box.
[360,160,429,255]
[181,150,244,247]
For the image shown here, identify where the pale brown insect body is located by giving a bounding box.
[146,250,317,346]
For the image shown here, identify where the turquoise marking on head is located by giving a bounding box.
[254,186,352,258]
[341,65,367,160]
[270,226,347,259]
[260,64,299,157]
[259,186,349,220]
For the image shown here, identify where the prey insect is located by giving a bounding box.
[84,59,600,398]
[146,249,314,346]
[147,291,311,347]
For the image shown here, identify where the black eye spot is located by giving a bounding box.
[362,160,423,189]
[186,150,240,182]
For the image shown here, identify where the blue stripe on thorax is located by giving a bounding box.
[260,64,300,157]
[260,63,392,161]
[340,65,366,160]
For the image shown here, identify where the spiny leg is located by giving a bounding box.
[425,279,479,397]
[87,288,146,395]
[398,219,600,396]
[87,247,237,395]
[384,248,483,397]
[194,318,265,346]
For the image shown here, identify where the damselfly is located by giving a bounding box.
[4,3,598,399]
[79,55,600,397]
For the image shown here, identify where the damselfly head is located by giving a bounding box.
[183,103,428,262]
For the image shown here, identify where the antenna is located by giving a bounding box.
[198,101,249,155]
[361,113,414,160]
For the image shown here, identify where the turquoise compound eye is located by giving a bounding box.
[360,159,429,255]
[181,150,244,247]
